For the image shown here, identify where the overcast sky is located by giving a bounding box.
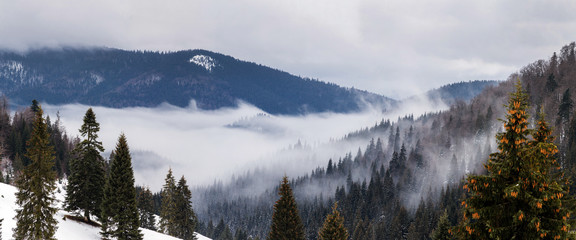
[2,0,576,98]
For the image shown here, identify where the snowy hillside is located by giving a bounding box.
[0,182,210,240]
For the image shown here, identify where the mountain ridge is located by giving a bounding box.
[0,47,395,115]
[423,80,500,105]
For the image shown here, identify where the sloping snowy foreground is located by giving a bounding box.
[0,182,210,240]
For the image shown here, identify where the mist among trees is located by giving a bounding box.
[2,42,576,239]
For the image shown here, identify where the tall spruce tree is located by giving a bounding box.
[12,104,58,240]
[174,176,198,240]
[318,202,348,240]
[100,134,142,240]
[431,210,452,240]
[65,108,106,221]
[268,176,305,240]
[457,82,573,239]
[137,187,157,231]
[160,168,178,235]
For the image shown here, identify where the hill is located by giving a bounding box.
[0,182,210,240]
[423,80,500,105]
[0,47,394,115]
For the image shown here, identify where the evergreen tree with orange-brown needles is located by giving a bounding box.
[456,81,574,239]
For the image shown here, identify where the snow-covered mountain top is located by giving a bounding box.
[189,55,218,72]
[0,182,210,240]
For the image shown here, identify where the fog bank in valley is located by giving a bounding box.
[43,98,447,191]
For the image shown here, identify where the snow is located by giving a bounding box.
[189,55,218,72]
[0,182,211,240]
[0,60,44,85]
[90,73,105,84]
[0,182,17,240]
[0,61,23,73]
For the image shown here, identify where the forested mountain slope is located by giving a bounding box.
[193,42,576,239]
[422,80,500,105]
[0,47,394,115]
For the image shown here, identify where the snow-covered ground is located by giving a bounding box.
[0,182,210,240]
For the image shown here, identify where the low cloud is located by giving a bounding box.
[43,99,447,191]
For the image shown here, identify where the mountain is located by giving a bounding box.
[193,42,576,239]
[0,47,394,115]
[0,182,211,240]
[402,80,500,106]
[423,80,500,104]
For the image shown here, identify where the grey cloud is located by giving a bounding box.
[2,1,576,98]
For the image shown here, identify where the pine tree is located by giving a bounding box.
[137,187,157,231]
[268,176,305,240]
[159,173,198,239]
[431,210,453,240]
[566,112,576,177]
[220,225,233,240]
[457,82,573,239]
[235,229,249,240]
[100,134,142,240]
[390,206,409,240]
[174,176,198,240]
[12,104,58,240]
[65,108,106,222]
[30,100,40,113]
[214,219,226,239]
[160,168,178,235]
[318,202,348,240]
[205,220,215,238]
[546,73,558,93]
[557,88,573,126]
[351,218,369,240]
[0,218,3,240]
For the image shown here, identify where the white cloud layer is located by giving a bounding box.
[43,99,446,191]
[2,1,576,98]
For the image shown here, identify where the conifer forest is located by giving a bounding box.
[2,42,576,240]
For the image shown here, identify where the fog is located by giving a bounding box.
[42,98,447,191]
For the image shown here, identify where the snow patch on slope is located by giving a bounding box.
[0,61,23,72]
[0,182,211,240]
[189,55,218,72]
[0,61,44,85]
[90,72,105,85]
